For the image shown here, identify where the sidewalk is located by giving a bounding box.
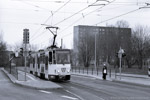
[1,68,62,89]
[71,71,150,87]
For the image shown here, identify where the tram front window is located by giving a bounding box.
[56,52,70,64]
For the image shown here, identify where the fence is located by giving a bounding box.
[4,60,18,80]
[3,58,27,81]
[71,67,115,78]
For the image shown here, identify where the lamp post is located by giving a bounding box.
[118,47,124,80]
[95,32,97,71]
[88,0,109,72]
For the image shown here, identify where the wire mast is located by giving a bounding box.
[46,26,59,48]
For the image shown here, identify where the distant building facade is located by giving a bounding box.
[73,25,131,66]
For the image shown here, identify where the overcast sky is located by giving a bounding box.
[0,0,150,50]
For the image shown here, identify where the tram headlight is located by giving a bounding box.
[67,70,70,73]
[57,70,60,73]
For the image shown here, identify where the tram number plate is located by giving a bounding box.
[61,68,66,72]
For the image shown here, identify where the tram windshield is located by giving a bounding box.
[56,50,70,64]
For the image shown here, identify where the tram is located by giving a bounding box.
[29,26,71,81]
[29,48,71,81]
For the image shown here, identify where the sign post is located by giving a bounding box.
[118,47,124,80]
[23,29,29,81]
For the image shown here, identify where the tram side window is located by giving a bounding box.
[45,56,48,70]
[40,54,43,63]
[49,52,52,64]
[33,58,35,68]
[38,57,40,69]
[43,55,45,64]
[53,51,56,64]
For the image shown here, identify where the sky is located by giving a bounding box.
[0,0,150,50]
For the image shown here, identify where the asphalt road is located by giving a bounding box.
[1,68,150,100]
[0,69,79,100]
[56,75,150,100]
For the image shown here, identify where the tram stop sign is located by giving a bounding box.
[15,52,19,57]
[118,48,124,59]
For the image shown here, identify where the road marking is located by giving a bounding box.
[65,90,85,100]
[61,95,78,100]
[26,74,36,81]
[39,90,52,94]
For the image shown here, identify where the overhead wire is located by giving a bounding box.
[43,0,72,24]
[53,1,98,26]
[30,29,47,42]
[37,0,99,45]
[19,0,51,12]
[94,8,142,26]
[57,1,148,43]
[57,0,116,40]
[30,0,139,41]
[31,0,148,48]
[30,0,72,41]
[0,21,40,25]
[30,0,98,45]
[39,0,116,45]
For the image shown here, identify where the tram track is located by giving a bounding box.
[58,80,117,100]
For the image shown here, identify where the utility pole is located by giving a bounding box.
[23,29,29,81]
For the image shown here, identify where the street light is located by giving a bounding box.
[95,32,97,71]
[89,1,109,72]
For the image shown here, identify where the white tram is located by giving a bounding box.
[29,48,71,81]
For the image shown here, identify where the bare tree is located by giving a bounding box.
[0,31,8,67]
[116,20,132,68]
[106,20,131,68]
[78,31,94,67]
[115,20,129,28]
[132,25,150,69]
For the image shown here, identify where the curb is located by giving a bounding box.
[14,81,62,90]
[2,68,62,90]
[116,74,150,79]
[71,73,113,81]
[1,68,16,83]
[112,79,150,87]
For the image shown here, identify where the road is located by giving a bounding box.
[1,68,150,100]
[0,69,79,100]
[56,75,150,100]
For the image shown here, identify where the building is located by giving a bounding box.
[73,25,131,66]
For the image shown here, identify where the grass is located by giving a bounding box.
[118,65,149,75]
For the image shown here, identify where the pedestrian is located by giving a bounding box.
[102,64,107,80]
